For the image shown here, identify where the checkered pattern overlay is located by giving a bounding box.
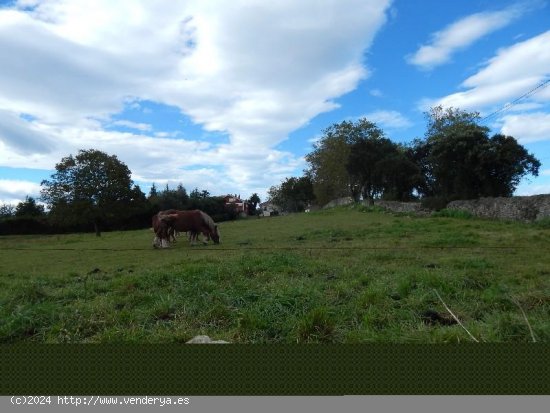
[2,344,548,394]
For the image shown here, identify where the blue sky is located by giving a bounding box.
[1,0,549,206]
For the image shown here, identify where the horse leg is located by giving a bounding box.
[201,230,209,245]
[156,223,172,248]
[187,231,197,245]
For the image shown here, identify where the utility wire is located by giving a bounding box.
[480,78,550,123]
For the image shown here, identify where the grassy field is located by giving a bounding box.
[0,205,548,343]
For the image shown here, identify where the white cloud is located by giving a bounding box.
[427,30,550,114]
[363,110,413,130]
[500,112,550,143]
[407,5,524,70]
[0,0,392,202]
[439,31,550,110]
[463,31,550,89]
[369,89,383,97]
[432,77,544,112]
[0,109,57,154]
[0,179,42,205]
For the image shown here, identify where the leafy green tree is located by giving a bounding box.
[305,121,356,206]
[413,106,540,199]
[0,204,15,219]
[40,149,139,236]
[425,105,485,139]
[176,184,189,204]
[15,196,45,217]
[478,134,540,196]
[344,121,395,203]
[305,118,419,205]
[247,193,261,215]
[372,148,423,201]
[190,187,201,199]
[154,183,190,211]
[268,176,315,213]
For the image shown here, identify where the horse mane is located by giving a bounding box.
[159,213,179,223]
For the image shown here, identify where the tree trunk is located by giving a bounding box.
[94,220,101,237]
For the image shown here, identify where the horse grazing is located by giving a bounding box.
[153,209,220,248]
[152,212,173,248]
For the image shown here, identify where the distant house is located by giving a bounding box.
[224,194,248,215]
[259,200,279,217]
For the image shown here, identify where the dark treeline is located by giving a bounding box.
[148,183,243,223]
[269,106,541,212]
[0,150,245,236]
[0,185,240,236]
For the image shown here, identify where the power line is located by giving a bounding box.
[480,78,550,123]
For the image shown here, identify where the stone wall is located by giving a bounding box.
[322,197,429,214]
[322,194,550,222]
[446,195,550,222]
[372,200,428,215]
[322,197,354,209]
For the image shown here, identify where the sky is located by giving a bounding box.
[1,0,549,206]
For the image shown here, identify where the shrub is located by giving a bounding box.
[420,196,451,211]
[432,209,473,219]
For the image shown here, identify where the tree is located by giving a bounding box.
[190,187,201,199]
[154,183,190,211]
[247,193,261,215]
[305,121,355,206]
[0,204,15,219]
[40,149,138,236]
[15,196,45,217]
[343,121,396,203]
[472,133,540,197]
[306,118,418,204]
[176,184,189,205]
[413,106,540,199]
[268,176,315,213]
[372,148,423,201]
[305,118,418,205]
[425,105,485,139]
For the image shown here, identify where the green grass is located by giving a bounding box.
[0,205,548,343]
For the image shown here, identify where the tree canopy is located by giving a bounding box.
[291,107,540,208]
[40,149,140,236]
[305,118,422,205]
[412,106,540,200]
[15,196,45,217]
[268,176,315,213]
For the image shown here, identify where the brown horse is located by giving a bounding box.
[153,209,220,248]
[152,212,172,248]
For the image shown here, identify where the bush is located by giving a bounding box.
[420,196,451,211]
[533,218,550,229]
[0,217,52,235]
[432,209,473,219]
